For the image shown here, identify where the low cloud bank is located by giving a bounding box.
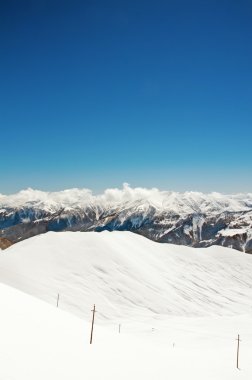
[0,183,252,213]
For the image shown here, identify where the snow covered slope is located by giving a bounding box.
[1,185,252,252]
[0,231,252,320]
[2,282,252,380]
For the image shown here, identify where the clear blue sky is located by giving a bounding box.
[1,0,251,194]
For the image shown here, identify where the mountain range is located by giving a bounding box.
[1,185,252,253]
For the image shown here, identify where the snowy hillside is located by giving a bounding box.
[1,185,252,252]
[1,282,252,380]
[1,231,252,320]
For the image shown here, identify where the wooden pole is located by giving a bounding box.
[90,304,96,344]
[56,293,59,308]
[119,324,121,334]
[236,334,240,369]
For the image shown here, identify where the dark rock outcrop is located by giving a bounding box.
[0,203,251,253]
[0,237,13,250]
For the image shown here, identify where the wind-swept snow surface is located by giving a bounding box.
[0,231,252,320]
[1,283,252,380]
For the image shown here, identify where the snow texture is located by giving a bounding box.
[1,231,252,320]
[1,232,252,379]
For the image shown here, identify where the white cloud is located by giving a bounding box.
[0,184,251,214]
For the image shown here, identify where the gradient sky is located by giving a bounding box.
[1,0,252,194]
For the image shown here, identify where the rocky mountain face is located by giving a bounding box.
[0,186,251,253]
[0,238,12,250]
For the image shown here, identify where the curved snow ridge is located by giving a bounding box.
[0,231,252,320]
[1,184,252,214]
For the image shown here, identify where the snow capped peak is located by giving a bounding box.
[1,186,252,253]
[1,185,251,215]
[0,187,93,211]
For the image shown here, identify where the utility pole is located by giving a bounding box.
[56,293,60,308]
[90,304,96,344]
[119,324,121,334]
[236,334,241,369]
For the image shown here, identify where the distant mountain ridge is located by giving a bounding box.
[0,185,252,253]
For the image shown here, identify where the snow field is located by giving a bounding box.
[0,284,252,380]
[0,231,252,319]
[1,231,252,379]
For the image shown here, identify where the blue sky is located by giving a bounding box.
[1,0,251,194]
